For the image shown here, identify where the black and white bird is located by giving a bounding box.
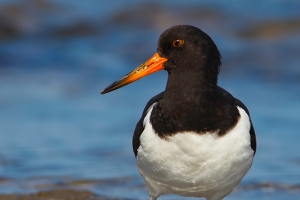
[101,25,256,200]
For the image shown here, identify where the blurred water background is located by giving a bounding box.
[0,0,300,199]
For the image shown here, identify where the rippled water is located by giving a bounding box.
[0,0,300,199]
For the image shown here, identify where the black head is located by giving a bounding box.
[101,25,221,94]
[158,25,221,85]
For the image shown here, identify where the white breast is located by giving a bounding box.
[136,104,254,200]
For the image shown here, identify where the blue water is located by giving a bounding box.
[0,0,300,199]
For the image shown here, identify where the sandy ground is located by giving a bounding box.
[0,190,104,200]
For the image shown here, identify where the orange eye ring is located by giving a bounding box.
[172,39,184,47]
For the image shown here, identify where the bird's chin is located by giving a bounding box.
[163,62,176,74]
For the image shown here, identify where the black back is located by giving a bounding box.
[132,88,256,157]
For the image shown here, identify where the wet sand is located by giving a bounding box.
[0,176,299,200]
[0,190,103,200]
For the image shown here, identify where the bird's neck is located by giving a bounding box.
[150,71,220,137]
[163,70,217,107]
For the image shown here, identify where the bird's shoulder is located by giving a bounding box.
[217,86,249,113]
[217,86,256,154]
[132,92,164,157]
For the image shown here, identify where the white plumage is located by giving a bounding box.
[136,104,254,200]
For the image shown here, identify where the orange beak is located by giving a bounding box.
[101,52,167,94]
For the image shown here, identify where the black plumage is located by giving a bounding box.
[102,25,257,200]
[131,25,256,156]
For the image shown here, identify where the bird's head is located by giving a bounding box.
[101,25,221,94]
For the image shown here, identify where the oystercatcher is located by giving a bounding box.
[101,25,256,200]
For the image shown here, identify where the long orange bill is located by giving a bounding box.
[101,52,167,94]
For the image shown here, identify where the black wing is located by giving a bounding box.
[234,98,257,155]
[132,92,164,157]
[218,86,256,155]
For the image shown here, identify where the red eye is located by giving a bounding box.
[172,39,184,47]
